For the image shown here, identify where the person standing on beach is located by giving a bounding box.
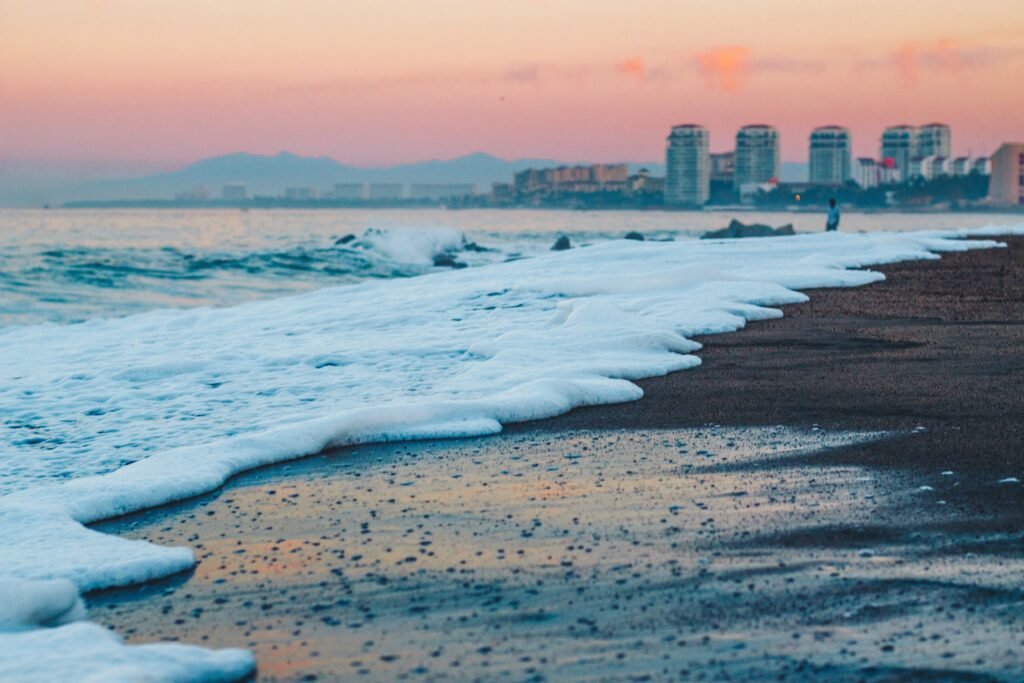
[826,198,841,232]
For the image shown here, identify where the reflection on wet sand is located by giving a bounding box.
[91,427,1024,681]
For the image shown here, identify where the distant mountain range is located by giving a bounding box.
[0,151,808,206]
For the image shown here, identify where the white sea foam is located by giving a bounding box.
[1,226,1022,681]
[0,622,253,683]
[354,225,470,265]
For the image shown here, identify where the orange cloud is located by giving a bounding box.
[892,39,974,83]
[695,47,748,92]
[618,57,646,84]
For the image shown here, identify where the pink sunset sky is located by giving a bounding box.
[1,0,1023,170]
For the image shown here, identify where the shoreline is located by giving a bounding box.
[87,237,1024,681]
[47,203,1024,214]
[516,236,1024,480]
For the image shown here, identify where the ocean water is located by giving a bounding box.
[3,208,1021,327]
[2,208,1023,682]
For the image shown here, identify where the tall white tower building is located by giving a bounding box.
[880,125,918,182]
[665,124,710,205]
[734,125,780,190]
[917,123,952,158]
[808,126,851,185]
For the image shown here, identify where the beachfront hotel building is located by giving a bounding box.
[917,123,952,158]
[988,143,1024,206]
[513,164,630,196]
[808,126,852,186]
[734,125,780,191]
[880,125,918,182]
[665,124,710,205]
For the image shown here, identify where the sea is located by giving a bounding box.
[3,208,1020,327]
[1,208,1023,681]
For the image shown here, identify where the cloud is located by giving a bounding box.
[502,64,543,84]
[860,39,1024,84]
[694,47,825,92]
[281,59,653,95]
[617,57,646,84]
[695,47,748,92]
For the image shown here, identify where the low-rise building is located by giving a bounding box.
[333,183,364,200]
[409,183,476,200]
[175,186,211,201]
[950,156,989,176]
[951,157,973,176]
[738,181,777,205]
[491,182,514,203]
[368,183,404,200]
[854,158,880,188]
[627,168,665,196]
[878,158,902,184]
[513,164,630,197]
[906,156,934,181]
[284,187,316,200]
[929,156,954,178]
[591,164,629,184]
[710,152,735,183]
[222,183,247,200]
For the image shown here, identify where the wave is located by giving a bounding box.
[0,227,537,327]
[1,226,1022,681]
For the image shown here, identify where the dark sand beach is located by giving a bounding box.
[90,237,1024,682]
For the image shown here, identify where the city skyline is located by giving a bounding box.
[2,0,1023,173]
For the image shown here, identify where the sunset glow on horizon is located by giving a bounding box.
[2,0,1023,169]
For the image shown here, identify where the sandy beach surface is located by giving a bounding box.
[90,237,1024,682]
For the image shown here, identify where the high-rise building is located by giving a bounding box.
[665,124,710,205]
[988,143,1024,206]
[734,125,780,190]
[809,126,851,185]
[880,125,918,181]
[917,123,952,158]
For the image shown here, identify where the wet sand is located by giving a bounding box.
[90,237,1024,682]
[525,237,1024,483]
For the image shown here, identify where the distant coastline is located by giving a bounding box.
[56,198,1024,214]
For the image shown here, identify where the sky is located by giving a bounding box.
[1,0,1023,171]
